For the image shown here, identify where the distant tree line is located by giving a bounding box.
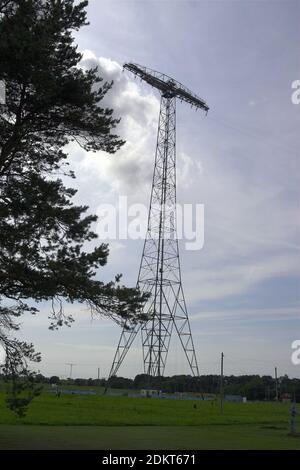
[107,374,300,401]
[1,372,299,402]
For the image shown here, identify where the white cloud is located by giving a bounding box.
[191,306,300,321]
[76,51,160,197]
[63,52,300,306]
[184,253,299,303]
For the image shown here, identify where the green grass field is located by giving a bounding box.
[0,391,299,449]
[1,424,299,450]
[0,392,293,426]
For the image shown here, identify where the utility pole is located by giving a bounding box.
[275,366,278,401]
[97,367,100,381]
[289,399,299,436]
[66,363,76,379]
[220,352,224,413]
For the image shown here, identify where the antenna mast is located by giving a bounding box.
[109,63,209,378]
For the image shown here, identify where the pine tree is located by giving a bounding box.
[0,0,147,415]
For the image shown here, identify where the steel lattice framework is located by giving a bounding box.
[109,63,209,378]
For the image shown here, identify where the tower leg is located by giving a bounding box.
[108,322,141,378]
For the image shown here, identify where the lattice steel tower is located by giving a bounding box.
[109,63,209,378]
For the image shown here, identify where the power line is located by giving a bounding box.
[207,114,299,156]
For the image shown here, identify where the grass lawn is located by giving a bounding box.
[0,392,299,449]
[0,392,293,426]
[0,424,299,449]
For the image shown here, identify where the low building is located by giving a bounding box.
[140,389,162,398]
[225,394,244,403]
[281,393,292,403]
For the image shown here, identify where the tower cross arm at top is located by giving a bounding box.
[123,62,209,112]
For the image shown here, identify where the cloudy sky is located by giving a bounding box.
[9,0,300,379]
